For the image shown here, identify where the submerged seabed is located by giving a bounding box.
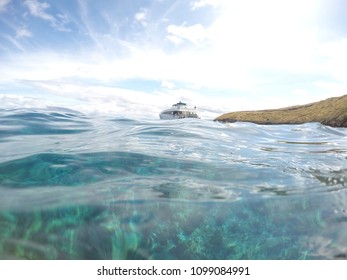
[0,108,346,260]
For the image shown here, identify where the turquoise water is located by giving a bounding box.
[0,108,346,259]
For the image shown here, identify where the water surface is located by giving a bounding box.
[0,108,346,259]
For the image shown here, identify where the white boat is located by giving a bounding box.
[159,101,199,120]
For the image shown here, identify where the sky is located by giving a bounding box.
[0,0,347,119]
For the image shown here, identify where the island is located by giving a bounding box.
[214,94,347,128]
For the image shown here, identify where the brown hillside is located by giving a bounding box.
[214,95,347,127]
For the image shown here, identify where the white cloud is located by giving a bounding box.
[28,81,235,119]
[190,0,221,10]
[4,26,32,51]
[2,31,343,115]
[21,1,71,32]
[161,80,175,89]
[167,24,207,45]
[1,0,346,117]
[0,94,54,109]
[314,81,347,97]
[16,26,32,38]
[21,82,178,118]
[134,10,148,27]
[24,0,55,22]
[0,0,11,12]
[205,0,321,72]
[318,38,347,82]
[314,38,347,96]
[54,13,72,32]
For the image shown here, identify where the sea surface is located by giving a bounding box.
[0,107,347,260]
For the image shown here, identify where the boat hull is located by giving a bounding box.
[159,101,199,120]
[159,110,199,120]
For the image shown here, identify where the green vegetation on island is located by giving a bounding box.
[215,94,347,127]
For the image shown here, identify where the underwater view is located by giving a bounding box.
[0,108,346,260]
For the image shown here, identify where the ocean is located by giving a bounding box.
[0,107,346,260]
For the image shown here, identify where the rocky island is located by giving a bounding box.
[215,94,347,128]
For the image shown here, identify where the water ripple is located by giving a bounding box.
[0,108,347,259]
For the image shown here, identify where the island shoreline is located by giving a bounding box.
[214,94,347,128]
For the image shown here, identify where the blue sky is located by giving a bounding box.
[0,0,347,118]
